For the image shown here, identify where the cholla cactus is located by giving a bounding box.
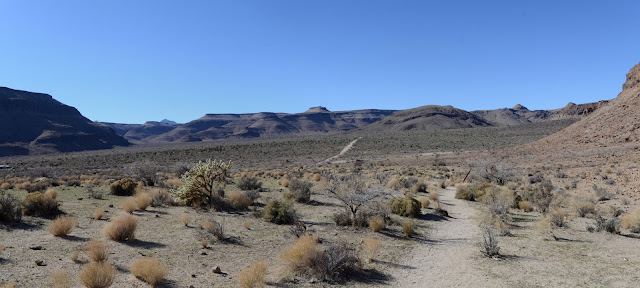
[171,159,232,208]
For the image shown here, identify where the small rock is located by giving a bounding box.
[35,260,46,266]
[154,214,159,218]
[28,245,44,250]
[212,266,221,274]
[199,251,208,255]
[191,274,196,278]
[77,197,83,200]
[108,204,114,208]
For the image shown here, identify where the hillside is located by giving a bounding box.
[0,87,130,156]
[365,105,493,131]
[471,101,610,126]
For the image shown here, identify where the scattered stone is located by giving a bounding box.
[28,245,44,250]
[108,204,114,208]
[35,260,46,266]
[212,266,221,274]
[154,214,159,218]
[199,251,208,255]
[77,197,83,200]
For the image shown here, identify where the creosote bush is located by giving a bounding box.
[390,195,421,218]
[79,261,115,288]
[237,177,262,191]
[103,213,137,242]
[0,191,22,222]
[22,192,60,218]
[289,179,313,203]
[49,216,78,237]
[131,257,168,287]
[259,199,297,225]
[109,178,136,196]
[237,260,268,288]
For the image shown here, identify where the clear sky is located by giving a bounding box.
[1,1,638,124]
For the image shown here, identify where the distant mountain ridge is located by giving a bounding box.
[0,87,130,156]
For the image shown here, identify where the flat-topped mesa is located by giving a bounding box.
[304,106,330,113]
[623,61,640,91]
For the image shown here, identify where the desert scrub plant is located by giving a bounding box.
[44,188,58,199]
[150,188,172,207]
[109,178,136,196]
[237,260,268,288]
[201,218,226,242]
[411,182,428,194]
[518,201,533,212]
[596,216,620,234]
[571,197,596,217]
[22,192,60,218]
[237,177,262,191]
[228,191,252,210]
[78,261,115,288]
[401,220,415,237]
[368,216,385,232]
[326,174,384,223]
[179,213,191,227]
[418,197,430,208]
[103,213,137,242]
[455,184,476,201]
[281,235,322,277]
[171,159,232,209]
[94,209,104,220]
[281,235,359,281]
[0,190,22,222]
[362,238,381,262]
[49,216,78,237]
[86,240,107,262]
[288,179,313,203]
[131,257,167,287]
[0,183,10,190]
[621,210,640,233]
[481,226,500,258]
[134,192,152,211]
[390,195,421,218]
[48,269,72,288]
[122,198,138,213]
[259,199,297,225]
[549,208,568,228]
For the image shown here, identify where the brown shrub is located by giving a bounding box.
[109,178,136,196]
[429,191,439,201]
[131,257,167,287]
[49,216,78,237]
[0,283,15,288]
[48,269,72,288]
[621,210,640,233]
[22,192,60,217]
[44,188,58,199]
[402,220,415,237]
[243,221,252,230]
[103,213,137,242]
[228,191,252,210]
[134,192,152,211]
[179,214,191,227]
[86,240,107,262]
[281,178,290,188]
[362,238,381,262]
[94,209,104,220]
[418,197,430,208]
[237,260,268,288]
[368,216,385,233]
[312,173,322,182]
[122,198,138,213]
[71,251,81,263]
[0,183,10,190]
[518,201,533,212]
[281,235,322,276]
[78,261,115,288]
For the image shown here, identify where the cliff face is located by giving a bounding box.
[0,87,130,155]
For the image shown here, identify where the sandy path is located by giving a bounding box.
[318,137,361,164]
[391,186,506,287]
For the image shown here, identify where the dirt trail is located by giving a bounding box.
[391,186,506,287]
[318,137,361,164]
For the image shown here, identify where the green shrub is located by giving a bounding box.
[109,178,136,196]
[0,191,22,222]
[455,184,476,201]
[260,199,296,225]
[22,192,60,218]
[237,177,262,191]
[390,195,421,218]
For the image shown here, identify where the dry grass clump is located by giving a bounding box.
[368,216,385,232]
[179,213,191,227]
[22,192,60,217]
[243,221,252,230]
[134,192,152,211]
[201,219,225,241]
[86,240,107,262]
[281,235,322,275]
[49,216,78,237]
[429,191,439,201]
[0,283,15,288]
[312,173,322,182]
[131,257,168,287]
[518,201,533,212]
[237,260,268,288]
[71,251,81,263]
[94,209,104,220]
[150,188,173,207]
[78,261,115,288]
[362,238,381,262]
[48,269,72,288]
[411,182,428,194]
[122,198,138,213]
[103,213,137,242]
[621,210,640,233]
[44,188,58,199]
[280,178,291,188]
[418,197,430,208]
[402,220,415,237]
[571,197,596,217]
[228,191,252,210]
[0,183,10,190]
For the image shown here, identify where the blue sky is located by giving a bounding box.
[1,1,638,124]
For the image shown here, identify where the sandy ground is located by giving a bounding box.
[391,186,505,287]
[318,137,361,164]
